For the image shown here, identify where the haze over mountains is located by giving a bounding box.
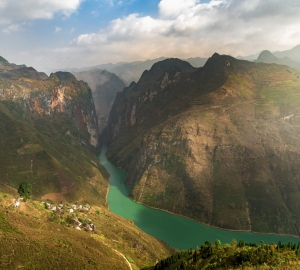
[65,57,208,86]
[72,69,126,132]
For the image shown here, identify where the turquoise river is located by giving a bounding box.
[99,144,299,250]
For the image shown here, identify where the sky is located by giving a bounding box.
[0,0,300,73]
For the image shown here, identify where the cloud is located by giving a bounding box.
[3,23,22,34]
[19,0,300,71]
[0,0,83,24]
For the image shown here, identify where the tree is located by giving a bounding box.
[18,182,32,200]
[215,239,222,247]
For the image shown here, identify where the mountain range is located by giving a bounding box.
[256,50,300,71]
[103,53,300,236]
[2,43,300,268]
[64,57,208,86]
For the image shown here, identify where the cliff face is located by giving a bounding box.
[103,55,300,236]
[0,63,99,149]
[72,69,125,132]
[0,58,106,204]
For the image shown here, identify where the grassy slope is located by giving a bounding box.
[0,193,174,269]
[0,101,108,206]
[105,55,300,236]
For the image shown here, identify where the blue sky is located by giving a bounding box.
[0,0,300,73]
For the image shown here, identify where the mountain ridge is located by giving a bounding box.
[103,53,300,236]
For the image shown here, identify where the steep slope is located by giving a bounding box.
[0,57,175,268]
[72,68,126,132]
[0,193,174,269]
[256,50,300,70]
[103,54,300,236]
[0,57,104,204]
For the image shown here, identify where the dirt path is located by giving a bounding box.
[112,249,133,270]
[97,238,133,270]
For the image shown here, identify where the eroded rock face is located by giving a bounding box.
[103,55,300,236]
[0,64,99,149]
[72,69,126,132]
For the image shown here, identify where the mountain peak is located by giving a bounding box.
[0,56,9,65]
[54,71,77,84]
[257,50,278,63]
[204,53,235,69]
[150,58,193,73]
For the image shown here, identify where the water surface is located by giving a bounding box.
[99,144,299,250]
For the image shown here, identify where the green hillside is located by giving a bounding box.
[144,240,300,270]
[0,193,174,269]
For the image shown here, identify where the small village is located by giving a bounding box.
[13,198,96,232]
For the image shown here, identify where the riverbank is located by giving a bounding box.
[100,146,300,250]
[132,199,300,240]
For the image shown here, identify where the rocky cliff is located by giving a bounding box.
[0,57,105,204]
[0,60,99,149]
[103,54,300,236]
[72,69,125,132]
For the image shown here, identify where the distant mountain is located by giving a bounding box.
[237,44,300,63]
[274,44,300,62]
[64,57,207,86]
[72,69,126,132]
[103,54,300,236]
[236,51,261,61]
[255,50,300,70]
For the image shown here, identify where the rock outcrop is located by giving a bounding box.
[0,61,99,149]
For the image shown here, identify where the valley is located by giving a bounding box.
[101,143,300,250]
[103,53,300,237]
[2,49,300,268]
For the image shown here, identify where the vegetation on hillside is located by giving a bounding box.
[144,239,300,270]
[0,192,174,269]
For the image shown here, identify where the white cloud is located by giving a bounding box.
[0,0,83,24]
[69,0,299,60]
[3,23,22,34]
[16,0,300,71]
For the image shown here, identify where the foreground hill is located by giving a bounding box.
[72,69,126,132]
[0,192,174,269]
[143,240,300,270]
[103,54,300,236]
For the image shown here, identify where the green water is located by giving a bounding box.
[99,145,299,250]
